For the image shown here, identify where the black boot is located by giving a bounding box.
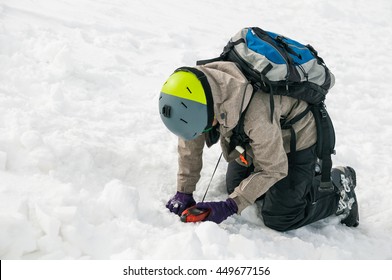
[331,166,359,227]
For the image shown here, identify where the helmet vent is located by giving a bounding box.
[180,118,188,124]
[181,102,188,108]
[162,105,171,118]
[186,87,192,93]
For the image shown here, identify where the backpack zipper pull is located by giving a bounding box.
[235,145,248,165]
[225,137,249,165]
[239,154,248,165]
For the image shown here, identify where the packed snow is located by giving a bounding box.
[0,0,391,260]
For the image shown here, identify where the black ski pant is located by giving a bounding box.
[226,145,339,232]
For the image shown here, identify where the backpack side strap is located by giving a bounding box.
[281,103,336,192]
[310,103,336,192]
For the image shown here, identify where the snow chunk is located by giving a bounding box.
[0,213,37,259]
[29,147,56,173]
[20,131,43,151]
[33,204,61,237]
[194,222,230,258]
[99,179,139,219]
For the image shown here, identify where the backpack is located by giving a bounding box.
[198,27,336,192]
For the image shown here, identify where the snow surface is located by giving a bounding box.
[0,0,392,260]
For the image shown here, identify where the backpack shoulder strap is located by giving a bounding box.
[310,103,336,192]
[229,93,254,151]
[196,56,223,66]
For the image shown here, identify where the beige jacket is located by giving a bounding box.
[176,61,317,213]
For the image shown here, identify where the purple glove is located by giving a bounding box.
[195,198,238,224]
[166,191,196,215]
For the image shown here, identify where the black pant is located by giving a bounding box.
[226,145,339,231]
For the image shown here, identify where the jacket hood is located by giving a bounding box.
[195,61,254,134]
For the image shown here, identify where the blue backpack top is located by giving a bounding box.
[198,27,335,106]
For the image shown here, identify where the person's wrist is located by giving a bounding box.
[226,198,238,214]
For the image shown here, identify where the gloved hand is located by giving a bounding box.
[166,191,196,215]
[195,198,238,224]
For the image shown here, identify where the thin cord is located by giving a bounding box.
[202,152,223,202]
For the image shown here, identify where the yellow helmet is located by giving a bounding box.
[159,67,214,140]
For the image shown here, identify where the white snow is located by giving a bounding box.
[1,0,391,260]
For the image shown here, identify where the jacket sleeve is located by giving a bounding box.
[229,95,288,213]
[177,134,205,194]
